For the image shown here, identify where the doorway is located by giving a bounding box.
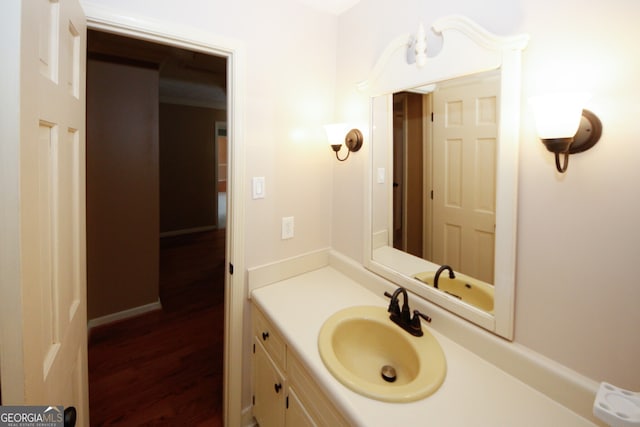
[86,30,228,424]
[82,14,245,423]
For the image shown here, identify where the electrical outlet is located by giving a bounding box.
[281,216,294,239]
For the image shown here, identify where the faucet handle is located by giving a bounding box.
[412,310,432,324]
[384,291,401,316]
[405,310,431,338]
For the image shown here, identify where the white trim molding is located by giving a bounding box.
[358,15,530,96]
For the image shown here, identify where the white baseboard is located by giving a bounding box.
[87,300,162,332]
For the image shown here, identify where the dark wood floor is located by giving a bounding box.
[88,229,226,426]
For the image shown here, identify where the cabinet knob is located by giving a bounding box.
[274,383,282,393]
[262,331,269,341]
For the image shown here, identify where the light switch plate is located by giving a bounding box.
[252,177,265,199]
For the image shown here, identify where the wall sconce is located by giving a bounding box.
[530,93,602,173]
[324,124,364,162]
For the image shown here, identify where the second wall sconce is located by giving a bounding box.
[530,93,602,173]
[324,124,364,162]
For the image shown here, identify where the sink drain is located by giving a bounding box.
[381,365,397,383]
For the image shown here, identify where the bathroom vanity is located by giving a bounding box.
[249,256,599,427]
[252,303,350,426]
[251,15,604,427]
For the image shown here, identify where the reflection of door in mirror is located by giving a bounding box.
[392,71,498,284]
[433,73,498,284]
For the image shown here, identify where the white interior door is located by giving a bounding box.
[432,73,498,283]
[8,0,88,424]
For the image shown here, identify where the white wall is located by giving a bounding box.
[334,0,640,389]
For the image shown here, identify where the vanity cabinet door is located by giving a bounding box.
[286,387,316,427]
[253,305,286,369]
[253,338,285,427]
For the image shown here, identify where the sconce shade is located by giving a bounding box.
[529,93,601,173]
[324,123,349,146]
[530,93,590,140]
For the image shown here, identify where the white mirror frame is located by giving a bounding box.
[362,16,529,340]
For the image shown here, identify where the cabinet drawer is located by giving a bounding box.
[253,305,286,370]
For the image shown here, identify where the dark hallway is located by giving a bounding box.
[88,229,226,426]
[86,30,228,426]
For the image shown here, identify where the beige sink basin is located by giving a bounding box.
[413,271,494,312]
[317,305,446,402]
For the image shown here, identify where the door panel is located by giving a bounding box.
[18,0,88,424]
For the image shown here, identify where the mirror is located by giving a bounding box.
[362,16,529,339]
[386,69,500,285]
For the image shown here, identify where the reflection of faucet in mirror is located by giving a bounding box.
[433,265,455,289]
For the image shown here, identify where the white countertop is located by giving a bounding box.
[251,266,597,427]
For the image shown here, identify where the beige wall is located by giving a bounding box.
[334,0,640,389]
[86,58,160,320]
[159,103,225,233]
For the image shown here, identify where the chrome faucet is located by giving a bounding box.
[433,265,455,289]
[384,287,431,337]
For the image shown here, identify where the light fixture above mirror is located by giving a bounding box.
[361,16,529,340]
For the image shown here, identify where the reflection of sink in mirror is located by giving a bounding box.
[318,306,446,402]
[414,271,494,313]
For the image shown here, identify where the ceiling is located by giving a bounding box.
[295,0,361,15]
